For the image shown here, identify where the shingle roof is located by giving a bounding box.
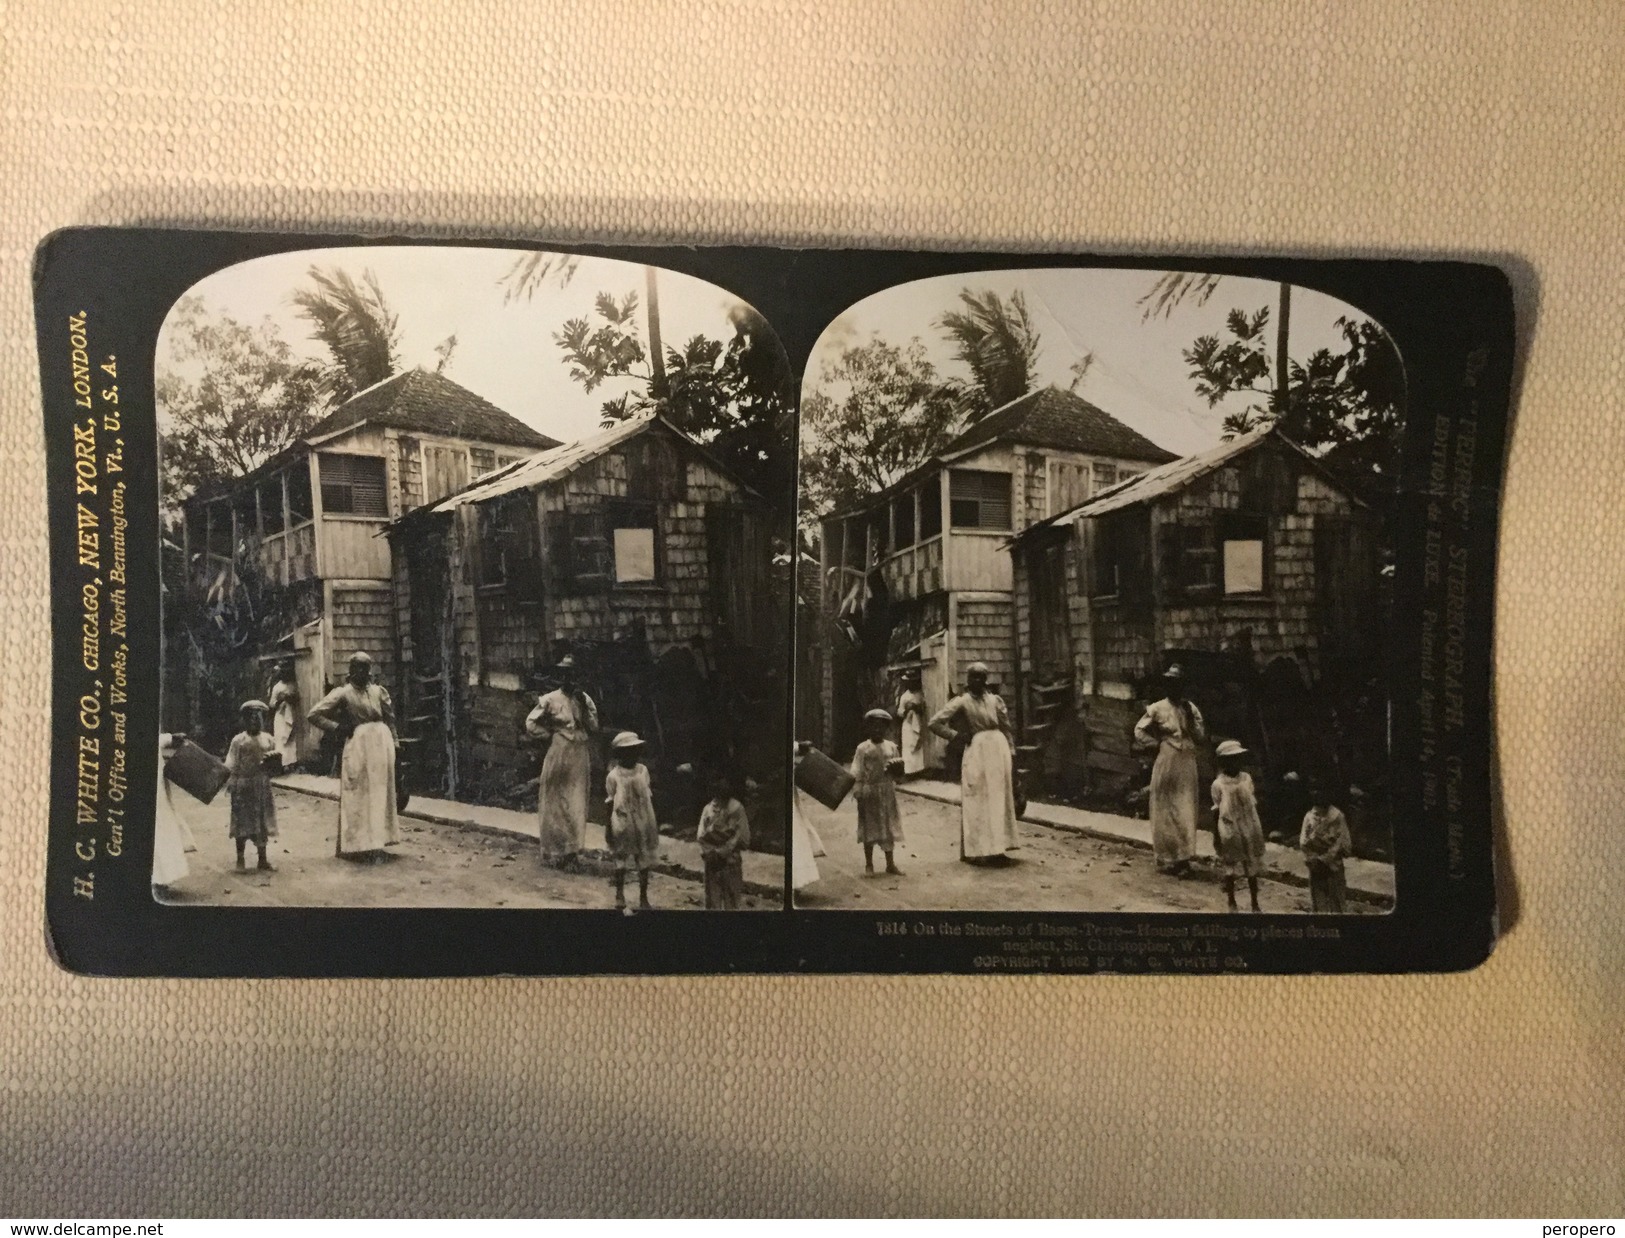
[942,385,1180,465]
[304,368,559,451]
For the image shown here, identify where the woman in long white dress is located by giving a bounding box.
[268,660,300,771]
[929,662,1019,862]
[151,733,190,893]
[1133,664,1206,875]
[306,652,400,860]
[524,654,598,869]
[896,671,927,778]
[790,742,827,894]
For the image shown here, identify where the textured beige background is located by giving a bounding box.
[2,0,1622,1218]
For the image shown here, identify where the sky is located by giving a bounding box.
[806,268,1387,457]
[158,245,757,445]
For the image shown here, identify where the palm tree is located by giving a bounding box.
[290,267,401,405]
[935,289,1042,420]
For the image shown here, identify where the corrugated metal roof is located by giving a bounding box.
[412,413,757,518]
[1056,428,1272,521]
[1009,426,1357,543]
[422,416,657,513]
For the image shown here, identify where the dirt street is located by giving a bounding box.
[795,789,1380,915]
[156,787,771,911]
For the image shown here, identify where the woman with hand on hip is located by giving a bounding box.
[1134,664,1206,876]
[306,652,400,861]
[929,662,1019,863]
[525,654,599,870]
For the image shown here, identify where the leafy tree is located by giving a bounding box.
[553,289,795,509]
[799,335,963,520]
[934,289,1042,420]
[1182,307,1406,499]
[155,296,326,508]
[290,266,401,404]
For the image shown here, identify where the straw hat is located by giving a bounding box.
[864,708,893,722]
[1163,663,1185,681]
[240,699,270,714]
[554,654,577,670]
[610,731,644,750]
[348,651,374,665]
[1214,739,1248,758]
[967,661,990,676]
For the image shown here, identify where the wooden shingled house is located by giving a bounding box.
[1007,427,1382,833]
[815,385,1177,765]
[173,368,558,759]
[385,414,783,838]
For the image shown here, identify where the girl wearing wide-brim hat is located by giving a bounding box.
[1133,664,1207,876]
[851,708,905,876]
[224,699,279,873]
[1211,739,1266,912]
[604,731,659,911]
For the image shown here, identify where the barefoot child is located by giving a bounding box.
[1211,739,1264,912]
[697,771,751,910]
[1299,781,1353,913]
[225,701,279,873]
[603,732,659,911]
[852,708,905,876]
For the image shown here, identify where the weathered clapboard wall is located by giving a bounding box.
[1011,437,1370,799]
[412,427,772,802]
[953,595,1015,697]
[327,582,396,684]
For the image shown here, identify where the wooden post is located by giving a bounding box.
[1275,281,1292,416]
[646,266,667,400]
[280,470,293,586]
[308,454,326,580]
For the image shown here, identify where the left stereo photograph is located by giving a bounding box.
[146,245,794,915]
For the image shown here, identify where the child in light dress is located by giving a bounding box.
[224,701,279,873]
[851,708,904,876]
[1299,780,1354,913]
[1211,739,1265,912]
[697,771,752,910]
[604,731,659,912]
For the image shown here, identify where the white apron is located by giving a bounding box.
[960,730,1019,859]
[338,721,399,855]
[791,788,826,890]
[152,770,190,888]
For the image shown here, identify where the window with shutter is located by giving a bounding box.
[1221,511,1269,594]
[570,509,614,591]
[1092,462,1118,494]
[477,501,511,587]
[470,448,496,477]
[286,462,314,525]
[318,453,388,516]
[608,499,660,586]
[1176,521,1220,593]
[948,469,1013,530]
[1048,461,1092,516]
[892,493,915,549]
[1092,508,1152,610]
[919,474,943,539]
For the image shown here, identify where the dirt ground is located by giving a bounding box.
[156,788,772,912]
[795,789,1382,915]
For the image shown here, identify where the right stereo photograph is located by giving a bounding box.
[791,267,1399,918]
